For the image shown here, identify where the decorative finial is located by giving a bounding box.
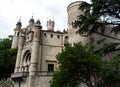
[19,16,21,22]
[29,14,34,23]
[32,13,34,18]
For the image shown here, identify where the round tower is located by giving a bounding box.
[67,1,85,31]
[46,19,55,31]
[11,19,22,48]
[67,1,88,45]
[67,1,84,25]
[14,34,25,73]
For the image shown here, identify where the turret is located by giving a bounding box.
[46,19,55,31]
[29,16,34,27]
[28,20,42,87]
[16,20,22,29]
[29,20,42,74]
[14,33,25,73]
[25,17,35,42]
[11,19,22,48]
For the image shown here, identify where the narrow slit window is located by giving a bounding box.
[57,35,60,39]
[51,34,53,38]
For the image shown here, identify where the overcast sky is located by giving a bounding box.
[0,0,90,38]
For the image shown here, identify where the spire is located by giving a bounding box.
[19,17,21,22]
[29,15,34,27]
[29,14,34,23]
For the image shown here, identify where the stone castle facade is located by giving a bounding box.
[11,1,120,87]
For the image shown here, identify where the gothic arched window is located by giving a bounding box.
[22,50,31,72]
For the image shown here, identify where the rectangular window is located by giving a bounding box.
[51,34,53,38]
[57,35,60,39]
[48,64,54,72]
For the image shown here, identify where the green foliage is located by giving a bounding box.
[0,38,17,80]
[73,0,120,58]
[51,0,120,86]
[95,42,120,56]
[50,44,103,87]
[50,44,120,87]
[101,56,120,87]
[0,39,11,50]
[73,0,120,35]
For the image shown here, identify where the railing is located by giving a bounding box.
[11,71,54,80]
[11,72,29,79]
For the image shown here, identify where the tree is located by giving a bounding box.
[74,0,120,34]
[71,0,120,86]
[51,0,120,86]
[73,0,120,55]
[50,44,120,87]
[0,38,17,80]
[101,56,120,87]
[51,44,102,87]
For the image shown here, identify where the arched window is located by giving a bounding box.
[64,36,69,45]
[17,32,19,37]
[22,50,31,72]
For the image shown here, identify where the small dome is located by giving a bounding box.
[29,17,34,23]
[16,19,22,26]
[34,20,42,28]
[36,20,41,24]
[16,21,22,26]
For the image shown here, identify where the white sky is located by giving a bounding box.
[0,0,90,38]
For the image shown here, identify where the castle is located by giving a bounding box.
[11,1,120,87]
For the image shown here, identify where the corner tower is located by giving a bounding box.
[29,16,34,27]
[67,1,84,25]
[67,1,88,45]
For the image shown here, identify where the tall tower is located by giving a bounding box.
[28,20,42,87]
[46,19,55,31]
[67,1,88,45]
[14,33,25,73]
[11,19,22,48]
